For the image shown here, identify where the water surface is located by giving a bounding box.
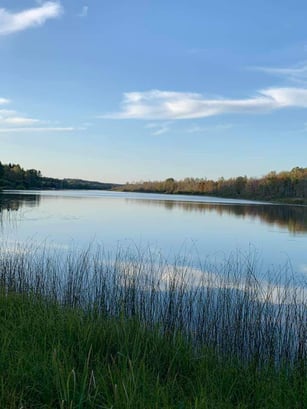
[0,190,306,282]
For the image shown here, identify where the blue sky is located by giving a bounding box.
[0,0,307,183]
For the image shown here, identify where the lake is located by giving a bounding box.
[0,190,306,284]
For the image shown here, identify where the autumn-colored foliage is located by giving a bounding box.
[120,167,307,203]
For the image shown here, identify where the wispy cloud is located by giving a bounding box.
[0,126,79,133]
[145,122,172,135]
[0,109,40,125]
[78,6,88,18]
[102,87,307,120]
[252,62,307,84]
[0,1,63,36]
[0,98,10,105]
[187,123,233,133]
[0,101,83,132]
[187,48,208,55]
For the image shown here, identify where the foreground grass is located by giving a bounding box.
[0,244,306,408]
[0,292,305,409]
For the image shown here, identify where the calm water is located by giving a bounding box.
[0,190,306,282]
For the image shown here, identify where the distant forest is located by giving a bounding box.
[1,161,306,203]
[0,161,117,190]
[119,167,307,204]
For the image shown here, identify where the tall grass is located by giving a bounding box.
[0,242,306,408]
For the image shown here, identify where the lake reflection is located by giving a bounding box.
[0,193,41,212]
[0,190,306,281]
[126,199,307,234]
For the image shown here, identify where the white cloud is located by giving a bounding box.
[145,121,172,135]
[0,98,10,105]
[186,125,202,133]
[0,1,63,36]
[187,123,233,133]
[152,127,169,136]
[0,126,79,133]
[1,117,39,125]
[0,101,83,133]
[78,6,88,18]
[262,87,307,107]
[0,109,40,125]
[102,87,307,120]
[253,63,307,83]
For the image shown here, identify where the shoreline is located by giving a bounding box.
[2,187,307,206]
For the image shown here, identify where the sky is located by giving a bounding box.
[0,0,307,183]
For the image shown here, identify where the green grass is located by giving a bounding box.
[0,292,305,409]
[0,244,306,408]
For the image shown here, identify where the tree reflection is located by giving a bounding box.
[0,193,40,213]
[126,199,307,234]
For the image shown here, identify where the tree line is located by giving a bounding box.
[0,161,117,190]
[120,167,307,204]
[1,161,306,203]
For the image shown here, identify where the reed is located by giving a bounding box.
[0,242,306,408]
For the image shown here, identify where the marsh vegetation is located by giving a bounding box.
[0,243,306,408]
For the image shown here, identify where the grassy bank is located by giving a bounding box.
[0,245,306,408]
